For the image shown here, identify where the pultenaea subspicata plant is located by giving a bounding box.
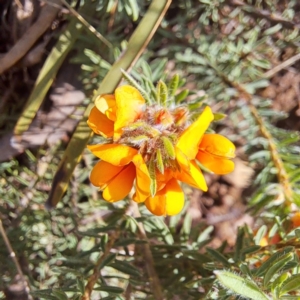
[87,72,235,216]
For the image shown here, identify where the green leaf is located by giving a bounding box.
[94,285,124,294]
[152,218,174,245]
[30,290,57,300]
[263,253,294,287]
[242,245,261,256]
[181,213,192,237]
[255,247,294,277]
[175,89,189,103]
[114,238,147,247]
[52,289,69,300]
[215,271,270,300]
[280,274,300,296]
[239,263,253,277]
[157,80,168,105]
[156,148,164,174]
[162,136,175,159]
[149,156,157,197]
[263,24,282,35]
[126,0,139,21]
[213,112,227,121]
[98,253,116,269]
[76,278,85,295]
[234,227,245,262]
[271,272,289,298]
[206,247,231,267]
[168,74,180,97]
[109,260,141,277]
[101,233,109,251]
[197,225,214,243]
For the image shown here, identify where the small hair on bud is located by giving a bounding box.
[156,149,164,174]
[162,136,176,160]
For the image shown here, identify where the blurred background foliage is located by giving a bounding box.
[0,0,300,299]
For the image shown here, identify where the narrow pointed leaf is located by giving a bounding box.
[157,80,168,105]
[175,89,189,103]
[280,274,300,295]
[149,156,157,197]
[98,253,116,269]
[234,227,245,262]
[168,74,179,97]
[156,148,164,174]
[52,289,69,300]
[206,247,231,267]
[255,247,294,277]
[263,253,294,287]
[109,260,141,277]
[94,286,124,294]
[162,136,175,159]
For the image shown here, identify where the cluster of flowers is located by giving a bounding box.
[87,84,235,216]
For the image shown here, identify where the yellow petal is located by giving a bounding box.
[90,160,125,188]
[87,106,114,138]
[175,148,208,191]
[196,151,235,175]
[199,134,236,158]
[103,163,136,202]
[176,106,214,159]
[114,85,145,140]
[145,178,184,216]
[87,144,138,166]
[95,94,116,121]
[132,154,151,203]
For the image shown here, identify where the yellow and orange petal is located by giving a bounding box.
[95,94,116,121]
[132,154,151,203]
[87,106,114,138]
[102,163,136,202]
[145,178,184,216]
[175,148,208,191]
[90,161,136,202]
[114,85,145,141]
[197,134,235,175]
[87,144,138,166]
[90,160,126,188]
[291,212,300,228]
[176,106,214,160]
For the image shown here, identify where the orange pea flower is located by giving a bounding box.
[87,84,235,216]
[291,212,300,228]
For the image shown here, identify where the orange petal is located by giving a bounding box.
[87,144,138,166]
[199,134,235,158]
[103,163,136,202]
[132,154,151,203]
[90,160,125,188]
[175,148,208,191]
[145,178,184,216]
[87,106,114,138]
[114,85,145,140]
[196,151,235,175]
[156,168,173,187]
[95,94,116,121]
[176,106,214,159]
[197,134,235,175]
